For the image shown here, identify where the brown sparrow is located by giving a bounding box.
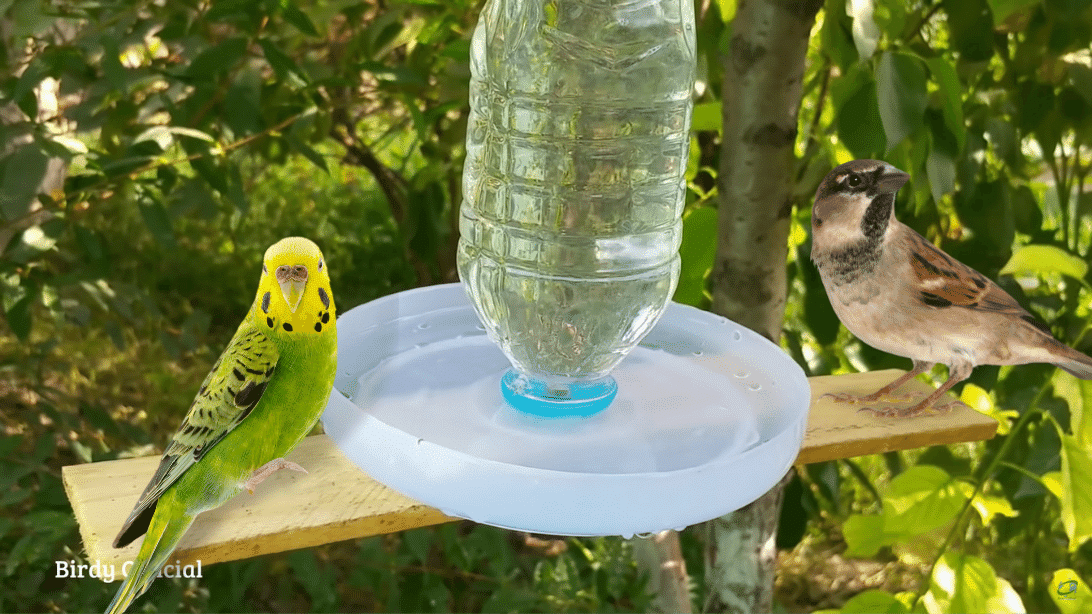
[810,159,1092,417]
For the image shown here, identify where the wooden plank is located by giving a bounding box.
[798,369,998,464]
[63,369,997,576]
[62,435,453,580]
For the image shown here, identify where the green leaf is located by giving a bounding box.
[99,36,127,92]
[961,383,1017,435]
[674,206,716,307]
[925,140,955,204]
[5,292,34,341]
[170,178,219,220]
[1042,470,1064,499]
[187,154,229,195]
[943,0,995,62]
[971,492,1018,525]
[1051,569,1092,614]
[1,145,50,220]
[186,37,248,78]
[842,514,893,557]
[138,201,176,249]
[258,39,308,87]
[716,0,737,21]
[685,136,700,182]
[691,101,722,133]
[848,0,880,60]
[926,57,966,152]
[225,69,263,137]
[876,51,928,151]
[989,0,1040,22]
[285,134,329,173]
[882,465,968,535]
[924,552,1025,614]
[168,127,216,143]
[825,589,909,614]
[833,67,886,157]
[1070,63,1092,106]
[1052,370,1092,448]
[280,0,319,36]
[1058,433,1092,550]
[1000,244,1088,280]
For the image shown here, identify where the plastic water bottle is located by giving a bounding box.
[458,0,695,416]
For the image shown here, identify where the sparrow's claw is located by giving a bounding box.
[932,400,966,414]
[857,401,938,418]
[821,392,862,403]
[822,391,925,405]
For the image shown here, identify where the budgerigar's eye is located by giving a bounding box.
[847,174,863,188]
[318,260,324,271]
[263,264,268,274]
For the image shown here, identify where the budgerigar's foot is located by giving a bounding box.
[822,391,925,405]
[245,458,308,494]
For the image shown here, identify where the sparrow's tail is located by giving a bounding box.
[104,492,194,614]
[1050,342,1092,380]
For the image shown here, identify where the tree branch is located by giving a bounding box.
[329,112,408,225]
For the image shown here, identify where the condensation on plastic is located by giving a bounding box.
[321,284,810,537]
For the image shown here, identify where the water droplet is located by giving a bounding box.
[692,350,703,356]
[418,322,431,330]
[732,330,742,341]
[747,382,762,391]
[734,371,749,378]
[475,324,486,331]
[416,438,425,446]
[635,532,655,539]
[621,532,635,540]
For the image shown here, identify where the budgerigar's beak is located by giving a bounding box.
[276,265,309,314]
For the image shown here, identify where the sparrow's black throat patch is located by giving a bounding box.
[821,237,883,285]
[860,193,893,239]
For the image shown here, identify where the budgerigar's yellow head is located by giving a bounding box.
[254,237,335,338]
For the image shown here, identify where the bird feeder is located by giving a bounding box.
[320,0,810,537]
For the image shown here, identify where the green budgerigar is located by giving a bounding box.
[105,237,337,614]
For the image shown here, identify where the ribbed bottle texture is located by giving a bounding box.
[458,0,695,391]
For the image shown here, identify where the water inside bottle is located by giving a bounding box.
[458,0,696,407]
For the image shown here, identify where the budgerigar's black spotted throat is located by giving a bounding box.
[259,284,332,334]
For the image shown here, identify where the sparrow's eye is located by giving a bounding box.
[847,174,863,188]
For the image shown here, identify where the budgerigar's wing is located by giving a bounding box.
[113,320,279,548]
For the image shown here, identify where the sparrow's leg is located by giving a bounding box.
[823,360,933,404]
[243,458,308,494]
[863,362,972,418]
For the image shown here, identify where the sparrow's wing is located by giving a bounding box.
[906,231,1048,329]
[113,320,279,548]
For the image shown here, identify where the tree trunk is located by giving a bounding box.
[632,530,692,613]
[0,20,74,253]
[703,0,821,611]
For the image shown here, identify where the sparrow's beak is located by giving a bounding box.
[878,165,910,194]
[276,265,308,314]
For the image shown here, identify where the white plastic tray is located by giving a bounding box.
[321,283,809,537]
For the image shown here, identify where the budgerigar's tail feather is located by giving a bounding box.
[1051,342,1092,380]
[104,502,194,614]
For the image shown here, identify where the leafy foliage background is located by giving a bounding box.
[2,0,1092,611]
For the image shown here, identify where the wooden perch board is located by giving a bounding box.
[63,368,996,576]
